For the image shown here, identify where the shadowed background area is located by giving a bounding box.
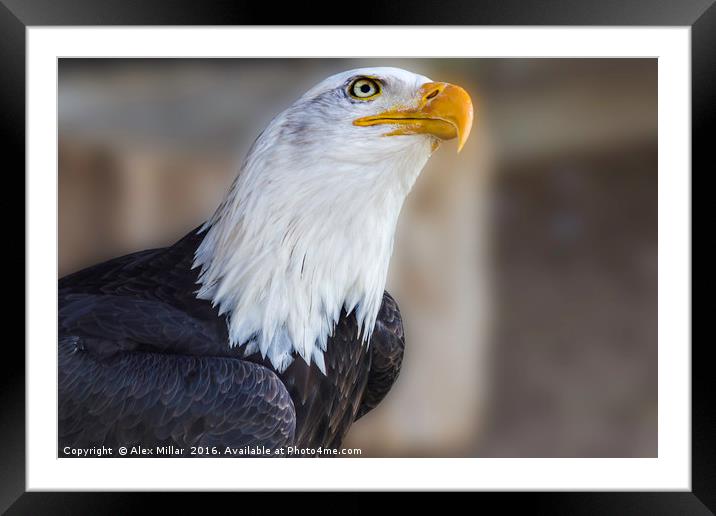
[58,58,657,457]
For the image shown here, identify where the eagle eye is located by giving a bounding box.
[348,77,382,100]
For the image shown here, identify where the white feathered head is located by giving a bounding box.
[194,67,473,373]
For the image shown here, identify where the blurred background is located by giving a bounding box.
[58,58,657,458]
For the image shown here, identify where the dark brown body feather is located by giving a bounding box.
[58,227,405,456]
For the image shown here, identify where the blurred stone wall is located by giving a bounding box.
[482,142,657,457]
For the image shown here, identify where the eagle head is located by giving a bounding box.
[194,67,474,374]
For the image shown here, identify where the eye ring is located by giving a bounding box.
[348,77,382,100]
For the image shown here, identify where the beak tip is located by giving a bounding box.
[456,127,471,153]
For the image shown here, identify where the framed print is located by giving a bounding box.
[3,0,708,512]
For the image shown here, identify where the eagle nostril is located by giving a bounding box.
[425,88,441,101]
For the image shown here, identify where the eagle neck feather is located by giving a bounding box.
[193,130,431,374]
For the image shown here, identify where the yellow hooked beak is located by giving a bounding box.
[353,82,474,152]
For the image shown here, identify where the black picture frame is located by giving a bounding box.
[2,0,708,512]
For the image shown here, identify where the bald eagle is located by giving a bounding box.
[58,67,473,456]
